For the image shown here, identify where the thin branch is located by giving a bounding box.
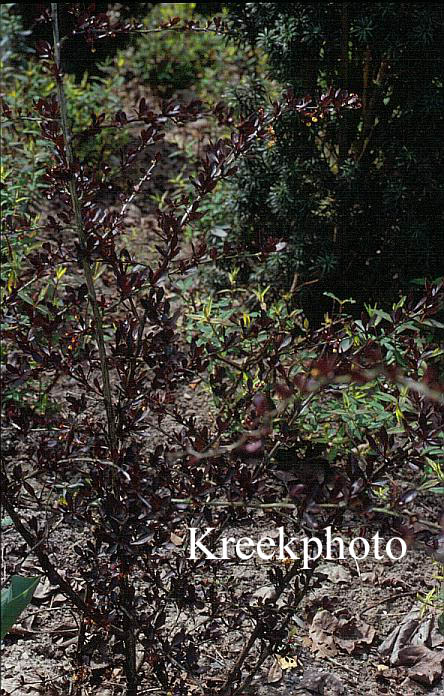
[51,3,117,454]
[338,2,350,164]
[355,56,389,163]
[172,498,298,510]
[73,25,233,39]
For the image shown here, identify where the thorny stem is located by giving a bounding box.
[362,45,372,115]
[51,3,117,455]
[120,575,138,696]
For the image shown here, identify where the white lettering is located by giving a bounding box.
[325,526,345,560]
[349,537,370,560]
[302,535,323,569]
[278,527,299,560]
[236,536,255,560]
[189,527,217,560]
[372,532,384,560]
[221,536,236,559]
[386,537,407,561]
[257,536,276,560]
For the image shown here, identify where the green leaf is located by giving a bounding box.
[373,309,392,322]
[339,337,353,353]
[1,517,13,528]
[374,393,397,404]
[1,575,40,640]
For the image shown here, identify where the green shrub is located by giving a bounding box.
[122,3,229,97]
[3,58,128,164]
[181,281,444,470]
[222,3,444,319]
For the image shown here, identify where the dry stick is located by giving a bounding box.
[170,499,442,533]
[325,655,359,677]
[51,3,117,454]
[172,499,299,510]
[358,590,419,618]
[74,25,233,38]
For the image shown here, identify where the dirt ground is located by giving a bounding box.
[2,476,444,695]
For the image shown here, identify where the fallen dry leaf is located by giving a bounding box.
[9,614,37,636]
[376,666,404,681]
[267,659,283,685]
[411,616,434,646]
[298,668,346,695]
[32,577,52,602]
[408,649,444,686]
[316,564,351,585]
[303,591,338,623]
[394,644,430,667]
[308,610,339,658]
[334,615,375,654]
[393,644,444,686]
[379,608,422,664]
[378,605,444,686]
[378,606,441,664]
[50,592,67,607]
[170,532,184,546]
[276,655,299,670]
[308,610,374,658]
[253,585,276,603]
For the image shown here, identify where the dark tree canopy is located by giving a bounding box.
[224,2,444,318]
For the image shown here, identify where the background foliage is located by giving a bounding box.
[219,2,444,321]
